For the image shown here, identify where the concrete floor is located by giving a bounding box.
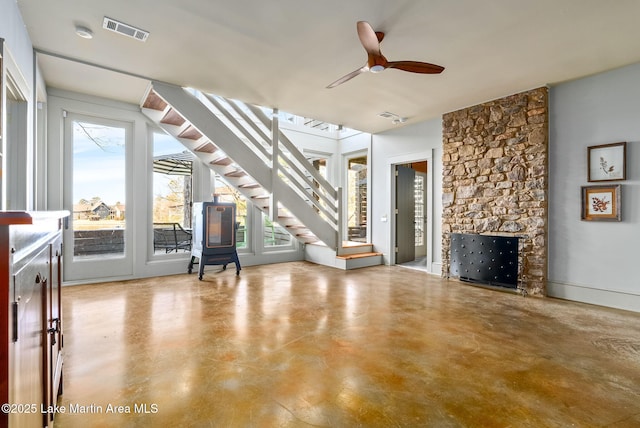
[56,262,640,427]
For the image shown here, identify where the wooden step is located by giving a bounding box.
[296,233,317,239]
[335,252,383,260]
[239,182,261,189]
[178,125,203,140]
[195,142,217,153]
[142,90,167,111]
[225,170,247,178]
[211,156,232,166]
[160,108,185,126]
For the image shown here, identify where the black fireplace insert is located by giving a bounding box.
[449,233,519,289]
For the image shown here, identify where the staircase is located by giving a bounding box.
[141,81,381,269]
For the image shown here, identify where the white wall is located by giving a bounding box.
[1,0,37,210]
[0,0,34,86]
[549,62,640,312]
[371,118,443,275]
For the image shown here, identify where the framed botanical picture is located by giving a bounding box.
[588,142,626,182]
[581,185,621,221]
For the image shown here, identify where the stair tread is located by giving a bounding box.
[342,241,372,248]
[142,90,167,111]
[160,108,185,126]
[335,252,383,260]
[239,183,261,189]
[196,142,218,153]
[178,125,203,140]
[306,241,373,248]
[212,157,232,166]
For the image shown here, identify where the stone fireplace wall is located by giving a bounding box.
[441,87,548,295]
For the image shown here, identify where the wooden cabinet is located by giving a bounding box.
[0,211,68,428]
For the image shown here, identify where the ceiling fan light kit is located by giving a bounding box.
[327,21,444,88]
[378,111,407,124]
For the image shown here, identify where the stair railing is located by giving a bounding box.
[193,89,342,250]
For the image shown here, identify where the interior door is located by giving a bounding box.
[63,113,133,281]
[396,165,415,264]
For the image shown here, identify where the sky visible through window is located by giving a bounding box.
[73,121,125,205]
[72,124,188,205]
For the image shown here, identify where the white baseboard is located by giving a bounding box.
[547,281,640,313]
[431,262,443,276]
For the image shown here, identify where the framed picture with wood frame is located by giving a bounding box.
[588,142,626,182]
[581,185,621,221]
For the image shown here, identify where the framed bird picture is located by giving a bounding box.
[581,185,621,221]
[587,142,626,182]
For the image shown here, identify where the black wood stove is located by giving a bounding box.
[188,196,241,279]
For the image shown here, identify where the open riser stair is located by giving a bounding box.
[141,81,381,269]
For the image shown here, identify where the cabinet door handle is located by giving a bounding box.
[49,317,60,333]
[12,302,18,342]
[48,318,60,346]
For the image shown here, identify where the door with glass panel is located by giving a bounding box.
[63,113,133,281]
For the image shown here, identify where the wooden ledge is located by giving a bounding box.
[0,211,33,226]
[335,252,383,260]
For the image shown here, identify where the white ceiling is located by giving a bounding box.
[17,0,640,134]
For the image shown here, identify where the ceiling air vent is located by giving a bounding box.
[102,17,149,42]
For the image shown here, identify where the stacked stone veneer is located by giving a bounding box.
[442,87,548,295]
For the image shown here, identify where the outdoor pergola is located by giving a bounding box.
[153,150,195,226]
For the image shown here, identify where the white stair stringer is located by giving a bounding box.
[141,81,338,249]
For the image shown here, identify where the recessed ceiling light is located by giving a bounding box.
[75,25,93,39]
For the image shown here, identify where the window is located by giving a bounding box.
[263,213,291,247]
[347,156,368,242]
[414,174,425,247]
[152,132,194,255]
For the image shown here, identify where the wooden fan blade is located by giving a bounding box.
[386,61,444,74]
[357,21,381,55]
[326,65,368,89]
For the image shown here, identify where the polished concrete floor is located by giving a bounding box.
[56,262,640,427]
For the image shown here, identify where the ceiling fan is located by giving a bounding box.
[327,21,444,89]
